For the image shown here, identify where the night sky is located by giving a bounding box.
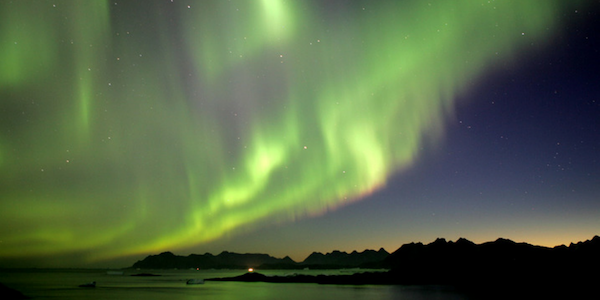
[1,0,599,268]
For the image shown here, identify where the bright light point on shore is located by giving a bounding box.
[248,268,254,272]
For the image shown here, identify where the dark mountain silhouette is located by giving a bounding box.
[300,248,389,268]
[382,236,600,285]
[131,248,388,270]
[131,251,296,269]
[378,235,600,298]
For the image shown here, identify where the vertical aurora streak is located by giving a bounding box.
[0,0,585,265]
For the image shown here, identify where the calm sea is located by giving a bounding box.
[0,269,470,299]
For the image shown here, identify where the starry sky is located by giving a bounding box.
[1,0,599,268]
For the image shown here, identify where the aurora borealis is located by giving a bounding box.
[1,0,599,268]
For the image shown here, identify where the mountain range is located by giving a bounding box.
[131,235,599,274]
[201,235,600,298]
[131,248,389,269]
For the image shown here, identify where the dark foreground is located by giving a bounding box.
[0,283,28,300]
[0,267,595,300]
[207,270,597,299]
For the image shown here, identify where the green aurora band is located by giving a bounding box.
[0,0,582,264]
